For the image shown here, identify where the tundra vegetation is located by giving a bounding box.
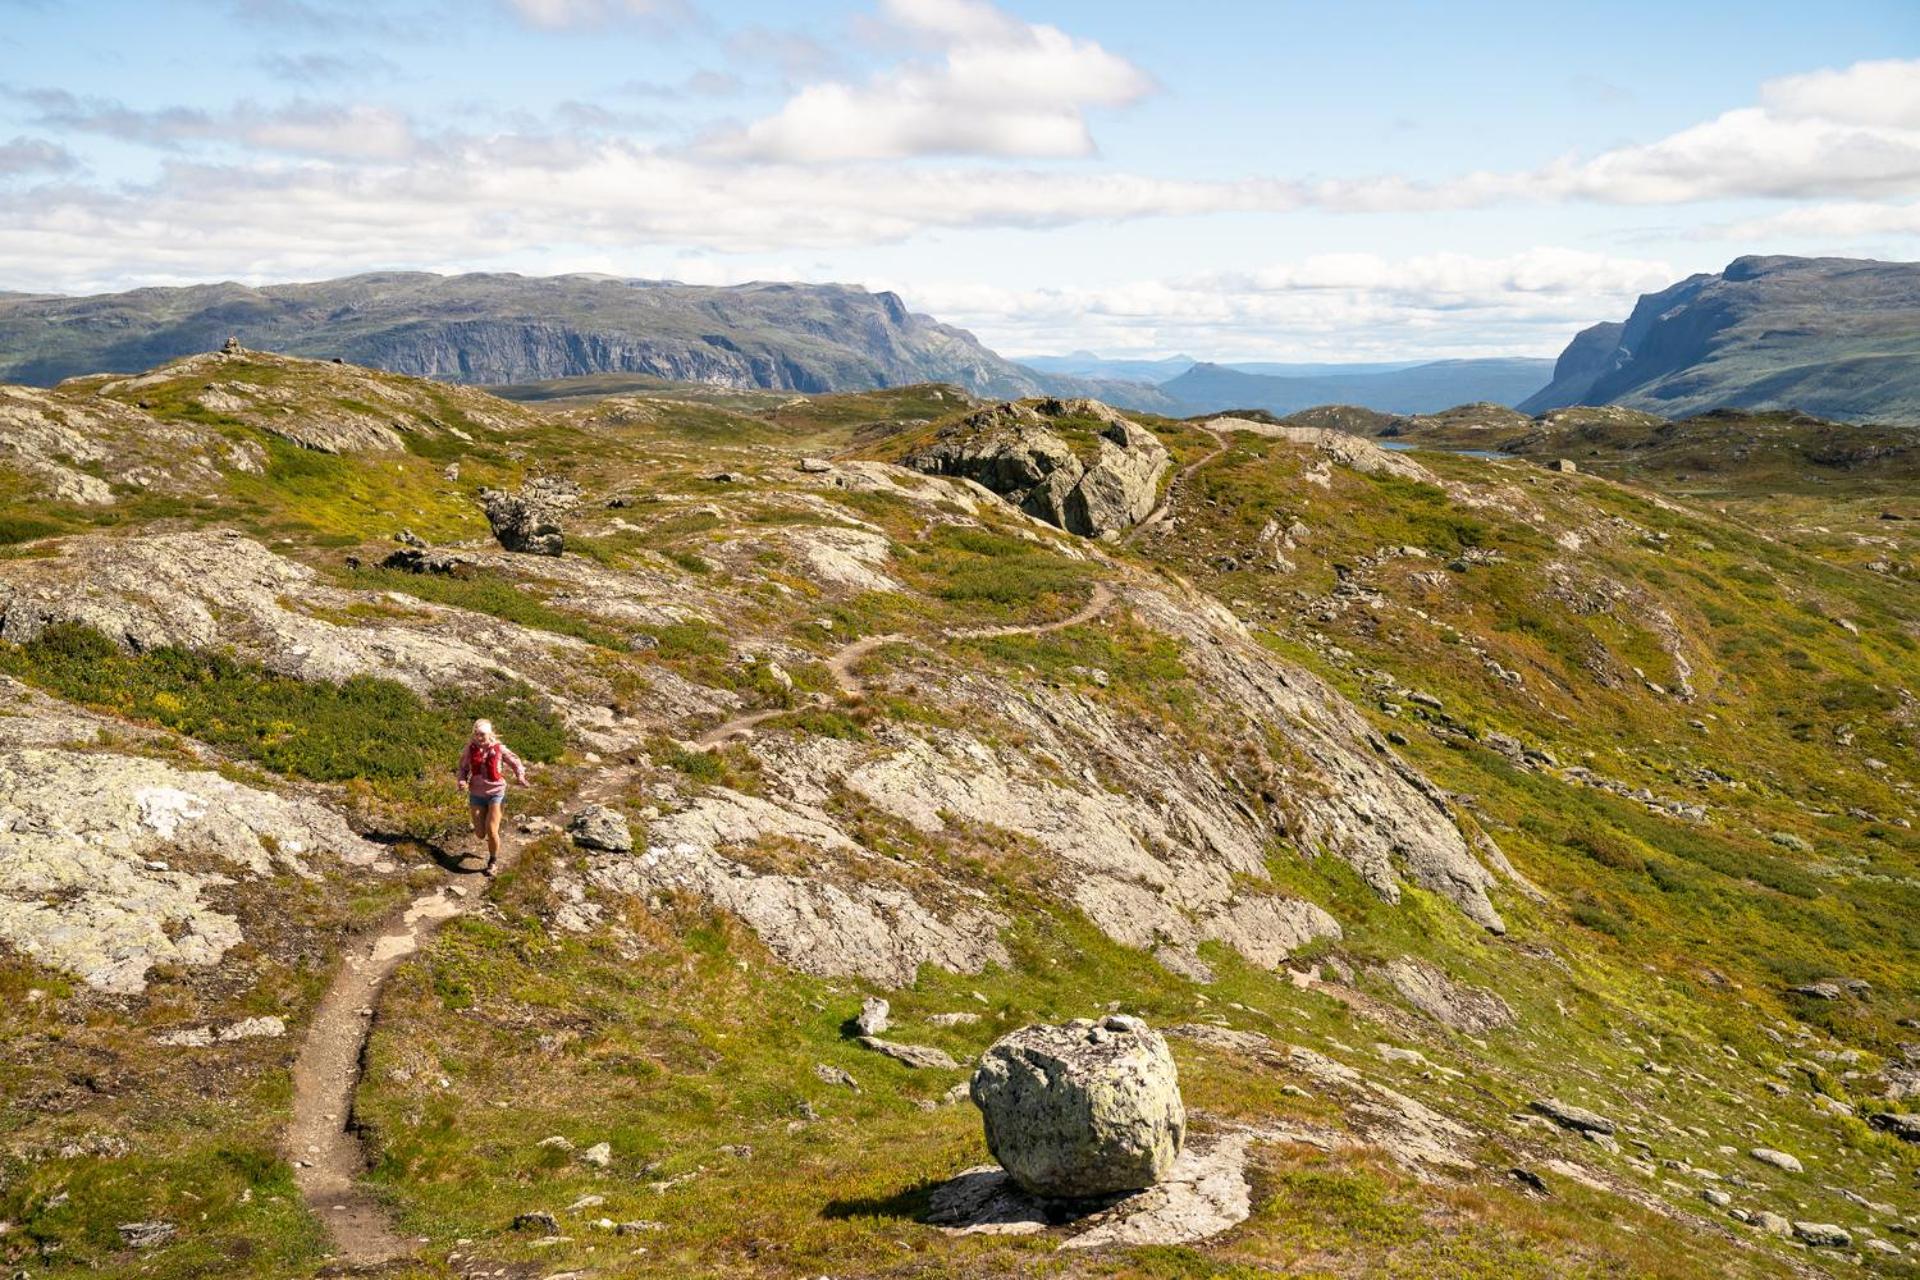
[0,349,1914,1279]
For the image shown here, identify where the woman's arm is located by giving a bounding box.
[456,750,470,785]
[501,745,529,785]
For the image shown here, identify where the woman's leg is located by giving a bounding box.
[469,799,487,849]
[484,801,504,866]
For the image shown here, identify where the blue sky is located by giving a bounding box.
[2,0,1916,359]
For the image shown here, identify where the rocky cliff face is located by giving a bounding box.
[0,272,1062,398]
[1521,255,1920,422]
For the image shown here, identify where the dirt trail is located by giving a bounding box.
[696,582,1116,749]
[287,877,470,1266]
[1124,427,1229,546]
[287,556,1122,1267]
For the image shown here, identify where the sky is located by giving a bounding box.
[1,0,1916,361]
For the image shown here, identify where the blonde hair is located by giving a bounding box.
[471,719,496,742]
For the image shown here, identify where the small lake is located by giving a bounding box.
[1378,441,1515,460]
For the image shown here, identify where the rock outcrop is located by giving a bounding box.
[482,478,579,556]
[587,788,1010,986]
[77,349,536,453]
[971,1016,1185,1198]
[0,747,380,993]
[904,399,1170,538]
[1382,958,1515,1033]
[0,383,248,504]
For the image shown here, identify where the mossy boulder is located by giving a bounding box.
[970,1015,1184,1198]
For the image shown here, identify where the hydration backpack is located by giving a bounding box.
[467,741,503,783]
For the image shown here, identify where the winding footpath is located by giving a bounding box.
[285,580,1120,1268]
[1123,426,1230,547]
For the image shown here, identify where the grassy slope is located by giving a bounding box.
[0,366,1915,1278]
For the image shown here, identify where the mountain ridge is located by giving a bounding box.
[0,271,1090,401]
[1522,255,1920,423]
[1160,356,1554,416]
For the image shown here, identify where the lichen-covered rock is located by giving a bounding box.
[0,383,240,504]
[1530,1098,1614,1135]
[904,399,1170,538]
[1749,1146,1802,1173]
[0,747,381,993]
[482,477,578,555]
[1383,958,1516,1033]
[587,788,1008,986]
[1791,1221,1850,1249]
[971,1015,1185,1198]
[568,804,632,853]
[83,349,538,454]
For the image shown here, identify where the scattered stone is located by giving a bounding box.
[378,545,473,575]
[615,1220,665,1236]
[859,1036,959,1070]
[1751,1210,1792,1236]
[797,457,833,473]
[118,1221,176,1249]
[928,1011,981,1027]
[855,996,891,1037]
[1748,1147,1801,1173]
[1547,458,1577,473]
[512,1211,559,1234]
[1791,1221,1851,1249]
[580,1142,612,1168]
[1509,1167,1549,1194]
[537,1135,575,1151]
[970,1016,1185,1198]
[568,805,633,853]
[1529,1098,1615,1136]
[814,1064,859,1090]
[1700,1187,1732,1207]
[1867,1111,1920,1143]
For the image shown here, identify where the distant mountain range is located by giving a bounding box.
[0,272,1109,402]
[1157,358,1555,417]
[1522,255,1920,423]
[5,256,1915,423]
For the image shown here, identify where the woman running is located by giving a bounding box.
[456,718,529,876]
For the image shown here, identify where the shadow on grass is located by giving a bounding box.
[821,1180,936,1222]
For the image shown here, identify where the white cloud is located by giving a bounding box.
[904,250,1675,359]
[1707,200,1920,242]
[20,91,421,161]
[0,135,75,176]
[504,0,695,29]
[712,0,1153,161]
[1761,57,1920,129]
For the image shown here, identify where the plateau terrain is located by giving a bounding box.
[0,346,1914,1280]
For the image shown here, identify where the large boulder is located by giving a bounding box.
[482,477,579,556]
[970,1015,1185,1198]
[904,399,1170,539]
